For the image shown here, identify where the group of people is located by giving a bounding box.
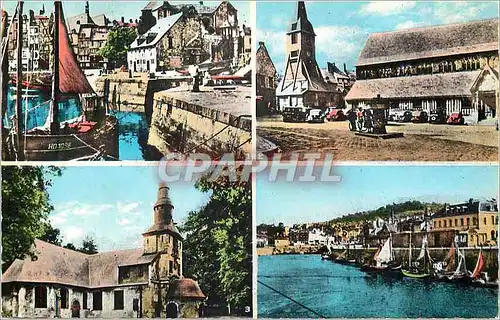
[346,107,374,132]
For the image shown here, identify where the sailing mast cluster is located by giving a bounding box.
[1,1,118,161]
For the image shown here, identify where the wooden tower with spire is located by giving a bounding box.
[277,1,339,110]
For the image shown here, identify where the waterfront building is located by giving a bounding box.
[345,19,499,123]
[256,41,277,115]
[431,199,498,247]
[2,183,205,318]
[276,1,340,111]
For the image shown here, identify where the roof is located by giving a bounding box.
[277,77,335,97]
[92,14,110,27]
[357,19,499,67]
[67,13,95,33]
[130,12,182,49]
[287,1,314,36]
[2,239,157,289]
[256,42,276,76]
[345,70,481,101]
[167,278,206,299]
[433,201,480,219]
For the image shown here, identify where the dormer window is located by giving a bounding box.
[291,22,297,30]
[291,33,297,44]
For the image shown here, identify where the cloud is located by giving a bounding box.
[315,25,367,65]
[431,2,494,24]
[360,1,416,16]
[62,226,84,243]
[257,28,287,58]
[49,212,67,226]
[117,201,142,214]
[395,20,424,30]
[117,218,132,226]
[54,201,113,217]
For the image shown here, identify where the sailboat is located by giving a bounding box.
[2,1,118,161]
[434,240,457,280]
[470,249,498,288]
[360,237,399,273]
[402,233,433,279]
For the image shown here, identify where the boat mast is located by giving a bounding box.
[50,1,60,134]
[15,1,24,160]
[408,227,412,268]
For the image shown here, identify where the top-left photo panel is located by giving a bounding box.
[1,1,252,162]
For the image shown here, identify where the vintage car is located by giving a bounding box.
[447,112,465,125]
[326,109,346,121]
[306,108,325,123]
[429,110,447,124]
[411,110,428,123]
[389,110,412,122]
[282,106,309,122]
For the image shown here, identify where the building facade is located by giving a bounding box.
[276,1,340,111]
[2,183,205,318]
[345,19,499,123]
[256,41,277,115]
[431,199,498,247]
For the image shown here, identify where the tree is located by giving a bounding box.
[181,167,252,315]
[64,243,77,251]
[99,27,137,68]
[39,222,63,246]
[2,166,62,270]
[79,236,98,254]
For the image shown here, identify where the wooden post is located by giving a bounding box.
[15,1,24,160]
[50,1,60,135]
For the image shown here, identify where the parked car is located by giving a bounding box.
[429,110,447,124]
[282,107,309,122]
[412,110,428,123]
[306,108,325,123]
[447,112,465,125]
[389,109,412,122]
[326,109,346,121]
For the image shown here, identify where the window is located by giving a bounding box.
[455,219,458,226]
[169,260,173,274]
[461,218,464,226]
[443,220,447,227]
[269,77,274,88]
[168,37,173,49]
[291,33,297,44]
[438,221,441,228]
[35,286,47,308]
[61,288,69,309]
[467,217,470,226]
[492,216,495,225]
[93,292,102,310]
[433,221,436,228]
[291,50,299,58]
[491,230,496,241]
[114,290,124,310]
[484,217,487,225]
[83,292,87,309]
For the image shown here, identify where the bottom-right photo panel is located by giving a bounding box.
[256,165,498,318]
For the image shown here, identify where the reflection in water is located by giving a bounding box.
[258,254,498,318]
[115,111,162,161]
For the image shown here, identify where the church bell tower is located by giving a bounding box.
[143,182,183,278]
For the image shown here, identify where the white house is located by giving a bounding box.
[127,13,182,73]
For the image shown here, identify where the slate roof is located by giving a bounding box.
[345,70,481,101]
[287,1,314,36]
[2,239,157,288]
[433,201,480,219]
[256,42,276,76]
[357,19,499,67]
[67,13,94,33]
[92,14,111,27]
[130,13,182,49]
[167,279,206,299]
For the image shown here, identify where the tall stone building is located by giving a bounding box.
[276,1,340,111]
[256,41,277,115]
[2,183,205,318]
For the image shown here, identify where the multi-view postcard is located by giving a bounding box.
[1,1,251,161]
[256,1,498,161]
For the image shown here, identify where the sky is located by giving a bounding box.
[43,165,212,252]
[257,1,500,75]
[256,165,499,226]
[1,1,250,25]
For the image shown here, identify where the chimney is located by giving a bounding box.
[259,41,264,47]
[199,1,204,5]
[327,62,334,74]
[343,63,348,74]
[121,16,125,23]
[85,1,89,16]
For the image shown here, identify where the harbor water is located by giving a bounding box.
[258,254,498,318]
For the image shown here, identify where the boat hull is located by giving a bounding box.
[402,270,431,279]
[7,116,119,161]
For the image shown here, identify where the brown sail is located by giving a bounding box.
[57,4,94,95]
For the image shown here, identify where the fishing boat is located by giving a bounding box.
[361,233,401,274]
[2,1,118,161]
[469,249,497,288]
[402,233,433,279]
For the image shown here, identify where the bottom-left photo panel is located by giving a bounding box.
[1,165,252,318]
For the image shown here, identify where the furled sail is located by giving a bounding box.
[454,249,468,275]
[57,4,94,95]
[416,234,428,261]
[471,250,485,279]
[375,238,391,263]
[444,242,456,272]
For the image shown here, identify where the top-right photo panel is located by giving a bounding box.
[256,1,499,162]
